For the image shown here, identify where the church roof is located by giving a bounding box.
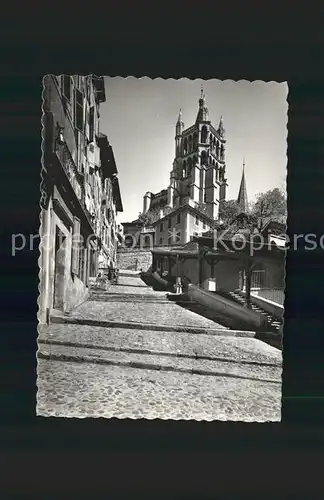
[195,85,209,123]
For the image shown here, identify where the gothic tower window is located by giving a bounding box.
[209,133,213,145]
[201,150,208,166]
[201,126,208,143]
[187,157,192,176]
[193,155,197,167]
[220,144,225,161]
[183,137,188,155]
[216,141,220,158]
[212,137,216,151]
[188,135,193,152]
[183,160,187,177]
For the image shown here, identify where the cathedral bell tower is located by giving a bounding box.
[167,88,228,219]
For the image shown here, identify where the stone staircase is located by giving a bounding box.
[167,291,282,350]
[222,290,283,334]
[167,293,238,331]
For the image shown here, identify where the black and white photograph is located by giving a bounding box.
[37,76,287,421]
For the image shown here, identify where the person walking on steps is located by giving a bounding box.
[175,277,183,295]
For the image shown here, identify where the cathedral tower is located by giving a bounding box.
[167,86,227,219]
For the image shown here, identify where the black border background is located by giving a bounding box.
[1,1,324,498]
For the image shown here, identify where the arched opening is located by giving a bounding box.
[215,163,219,181]
[201,126,208,144]
[220,144,225,161]
[209,133,213,144]
[213,137,216,151]
[193,155,197,167]
[216,142,220,158]
[183,137,188,155]
[188,135,193,152]
[201,150,208,166]
[182,160,187,177]
[187,157,192,176]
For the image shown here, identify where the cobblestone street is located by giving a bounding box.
[37,272,282,422]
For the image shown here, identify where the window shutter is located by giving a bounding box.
[89,106,94,142]
[74,88,84,132]
[71,217,81,274]
[44,111,55,162]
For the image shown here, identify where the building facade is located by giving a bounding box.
[40,75,123,324]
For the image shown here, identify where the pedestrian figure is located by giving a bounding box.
[175,277,183,295]
[107,263,113,281]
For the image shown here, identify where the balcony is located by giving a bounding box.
[55,142,94,230]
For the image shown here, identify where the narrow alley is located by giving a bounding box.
[37,271,282,422]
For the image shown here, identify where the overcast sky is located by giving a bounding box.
[100,78,288,223]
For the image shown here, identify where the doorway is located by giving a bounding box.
[53,226,66,310]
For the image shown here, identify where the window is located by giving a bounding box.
[168,218,171,228]
[160,223,163,232]
[71,217,81,275]
[74,88,84,132]
[203,221,206,229]
[62,75,72,101]
[89,106,95,142]
[183,138,188,155]
[195,216,199,225]
[204,192,207,203]
[78,246,85,281]
[177,213,181,224]
[159,237,163,244]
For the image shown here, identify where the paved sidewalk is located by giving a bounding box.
[37,272,282,421]
[37,359,281,421]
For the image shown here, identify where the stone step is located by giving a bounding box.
[225,292,283,333]
[38,342,281,383]
[50,313,257,338]
[89,294,167,302]
[39,323,283,364]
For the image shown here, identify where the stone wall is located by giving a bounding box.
[117,248,153,272]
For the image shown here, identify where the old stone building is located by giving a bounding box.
[140,87,228,245]
[97,133,123,271]
[39,75,123,324]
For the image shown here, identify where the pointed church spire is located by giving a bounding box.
[218,116,225,138]
[176,108,184,136]
[237,160,248,214]
[200,84,205,101]
[196,85,209,122]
